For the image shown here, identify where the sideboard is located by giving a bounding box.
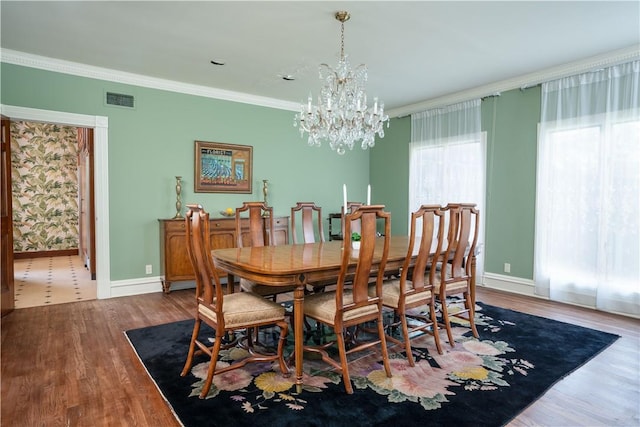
[158,216,289,293]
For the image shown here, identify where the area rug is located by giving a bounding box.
[125,302,618,427]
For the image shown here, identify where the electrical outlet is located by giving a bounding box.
[145,264,152,274]
[504,263,511,273]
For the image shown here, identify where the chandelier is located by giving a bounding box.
[294,11,389,155]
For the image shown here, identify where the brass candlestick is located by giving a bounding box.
[262,179,269,216]
[173,176,183,219]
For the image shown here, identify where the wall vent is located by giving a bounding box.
[106,92,135,108]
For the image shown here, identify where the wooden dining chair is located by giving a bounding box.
[235,201,296,299]
[290,201,331,297]
[375,205,444,366]
[434,203,480,347]
[290,202,325,244]
[236,201,273,248]
[180,204,289,398]
[301,205,392,394]
[341,201,363,239]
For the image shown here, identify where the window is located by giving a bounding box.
[535,61,639,317]
[409,100,486,279]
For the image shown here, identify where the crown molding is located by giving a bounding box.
[0,49,300,112]
[3,45,638,118]
[387,44,640,118]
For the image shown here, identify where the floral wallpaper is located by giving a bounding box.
[10,121,79,253]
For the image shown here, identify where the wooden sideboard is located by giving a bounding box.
[158,216,289,293]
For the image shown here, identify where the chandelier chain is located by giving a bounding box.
[340,21,345,60]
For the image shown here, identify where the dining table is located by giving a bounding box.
[211,235,476,392]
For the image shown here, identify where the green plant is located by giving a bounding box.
[351,232,361,241]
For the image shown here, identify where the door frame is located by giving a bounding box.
[1,105,111,299]
[1,115,15,316]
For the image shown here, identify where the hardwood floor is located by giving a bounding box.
[1,287,638,426]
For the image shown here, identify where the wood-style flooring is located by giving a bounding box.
[1,287,638,426]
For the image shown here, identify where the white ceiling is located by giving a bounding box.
[2,1,639,116]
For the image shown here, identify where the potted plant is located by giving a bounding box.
[351,232,361,250]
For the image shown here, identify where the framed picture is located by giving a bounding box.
[194,141,253,193]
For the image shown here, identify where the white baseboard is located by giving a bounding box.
[104,277,199,298]
[108,273,538,300]
[109,276,164,298]
[481,273,537,297]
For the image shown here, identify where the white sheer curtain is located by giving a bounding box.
[535,61,640,317]
[409,99,485,279]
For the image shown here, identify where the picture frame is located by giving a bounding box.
[194,141,253,193]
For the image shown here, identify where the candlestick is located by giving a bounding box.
[262,179,269,217]
[343,184,347,213]
[173,176,183,219]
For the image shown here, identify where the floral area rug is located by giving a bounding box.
[125,302,618,427]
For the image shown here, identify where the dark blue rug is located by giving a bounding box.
[125,302,618,427]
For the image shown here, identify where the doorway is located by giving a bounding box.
[9,120,95,308]
[0,104,110,302]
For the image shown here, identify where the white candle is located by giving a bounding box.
[343,184,348,212]
[367,184,371,205]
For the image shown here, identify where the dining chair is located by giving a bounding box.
[301,205,392,394]
[235,201,296,299]
[290,202,331,297]
[435,203,480,347]
[341,201,363,239]
[180,204,289,399]
[236,201,273,248]
[290,202,325,244]
[374,205,444,366]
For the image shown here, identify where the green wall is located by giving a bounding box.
[370,88,541,280]
[1,63,371,281]
[481,89,540,279]
[370,116,411,236]
[2,62,542,283]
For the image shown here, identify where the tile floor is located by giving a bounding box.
[13,255,97,309]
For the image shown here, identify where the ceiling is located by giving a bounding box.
[2,1,639,116]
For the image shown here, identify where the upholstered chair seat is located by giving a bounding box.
[304,290,379,324]
[198,292,285,328]
[372,279,434,309]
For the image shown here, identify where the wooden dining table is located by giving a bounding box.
[212,236,476,392]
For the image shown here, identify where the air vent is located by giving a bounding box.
[106,92,135,108]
